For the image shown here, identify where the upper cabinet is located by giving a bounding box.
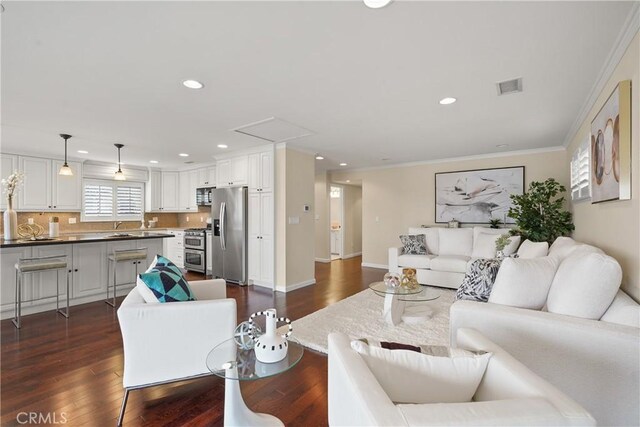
[145,170,162,212]
[217,155,248,188]
[179,170,198,211]
[16,156,82,211]
[160,171,180,211]
[248,150,273,193]
[197,166,216,188]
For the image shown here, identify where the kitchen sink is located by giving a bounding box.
[106,233,134,238]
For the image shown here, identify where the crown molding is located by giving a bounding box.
[330,145,566,174]
[562,2,640,147]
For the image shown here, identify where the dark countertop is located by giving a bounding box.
[0,232,174,248]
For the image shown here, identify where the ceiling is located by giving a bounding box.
[1,1,634,170]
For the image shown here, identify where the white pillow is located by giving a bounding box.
[548,236,578,261]
[471,232,499,259]
[517,240,549,259]
[351,340,491,404]
[438,228,474,257]
[546,251,622,320]
[135,255,161,303]
[489,257,559,310]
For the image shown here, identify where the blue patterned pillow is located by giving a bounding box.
[138,256,197,303]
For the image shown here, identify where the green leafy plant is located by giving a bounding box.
[489,218,502,229]
[508,178,574,244]
[495,234,511,252]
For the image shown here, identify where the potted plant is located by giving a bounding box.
[494,234,512,260]
[507,178,574,244]
[489,218,502,229]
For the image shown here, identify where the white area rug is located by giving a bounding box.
[288,288,456,354]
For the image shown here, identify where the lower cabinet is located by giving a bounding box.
[73,242,108,299]
[163,230,184,268]
[248,191,274,287]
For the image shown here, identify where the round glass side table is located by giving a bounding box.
[206,337,304,426]
[369,281,440,325]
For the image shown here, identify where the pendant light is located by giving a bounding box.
[114,143,126,181]
[58,134,74,176]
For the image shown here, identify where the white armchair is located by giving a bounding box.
[116,279,237,426]
[328,329,595,426]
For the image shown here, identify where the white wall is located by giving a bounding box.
[342,185,362,257]
[314,172,330,262]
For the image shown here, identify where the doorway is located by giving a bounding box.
[330,185,343,260]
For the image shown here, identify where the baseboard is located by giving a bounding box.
[343,252,362,259]
[315,257,331,263]
[361,262,388,270]
[251,280,274,290]
[275,278,316,293]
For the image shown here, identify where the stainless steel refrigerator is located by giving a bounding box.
[211,187,248,285]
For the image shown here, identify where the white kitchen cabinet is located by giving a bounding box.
[178,170,198,212]
[197,166,216,188]
[30,245,74,301]
[72,242,108,299]
[0,247,33,313]
[247,191,274,287]
[139,238,164,270]
[51,160,82,211]
[107,241,137,288]
[248,151,273,193]
[163,230,184,268]
[18,156,52,210]
[0,154,18,211]
[161,172,180,211]
[146,170,162,212]
[217,156,248,187]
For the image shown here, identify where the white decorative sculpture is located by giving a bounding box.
[248,308,292,363]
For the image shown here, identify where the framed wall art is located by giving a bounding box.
[435,166,524,224]
[590,80,631,203]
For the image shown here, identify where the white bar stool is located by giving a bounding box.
[13,254,70,329]
[106,248,148,308]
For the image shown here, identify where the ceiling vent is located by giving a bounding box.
[232,117,313,143]
[496,78,523,96]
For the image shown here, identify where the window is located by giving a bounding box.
[82,179,144,221]
[570,137,591,201]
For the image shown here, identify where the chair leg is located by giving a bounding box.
[106,260,116,308]
[117,389,130,426]
[57,269,70,318]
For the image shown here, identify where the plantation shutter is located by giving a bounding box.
[116,184,143,218]
[83,182,114,218]
[571,138,590,201]
[82,179,144,221]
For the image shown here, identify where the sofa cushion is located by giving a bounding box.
[489,257,559,310]
[517,239,549,259]
[409,227,439,255]
[548,236,579,261]
[471,232,521,259]
[351,340,491,404]
[398,254,435,270]
[400,234,427,255]
[601,290,640,328]
[431,255,471,273]
[547,250,622,320]
[438,228,473,257]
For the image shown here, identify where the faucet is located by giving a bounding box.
[114,221,123,230]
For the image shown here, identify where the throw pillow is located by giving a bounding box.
[517,240,549,259]
[546,250,622,320]
[471,232,499,259]
[399,234,427,255]
[548,236,579,261]
[438,228,474,257]
[137,255,197,303]
[456,259,502,302]
[489,257,559,310]
[351,340,491,404]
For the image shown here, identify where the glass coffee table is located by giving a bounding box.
[206,337,304,426]
[369,281,440,326]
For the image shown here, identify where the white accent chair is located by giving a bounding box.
[116,279,237,426]
[328,329,595,426]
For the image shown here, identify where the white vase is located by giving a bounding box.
[4,196,18,241]
[249,308,293,363]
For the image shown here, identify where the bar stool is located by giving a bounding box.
[106,247,148,308]
[13,254,70,329]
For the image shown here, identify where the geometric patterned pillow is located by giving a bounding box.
[138,256,196,303]
[455,258,502,302]
[399,234,427,255]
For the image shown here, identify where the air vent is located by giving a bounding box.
[233,117,313,143]
[496,78,523,96]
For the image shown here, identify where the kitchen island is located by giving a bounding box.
[0,231,174,320]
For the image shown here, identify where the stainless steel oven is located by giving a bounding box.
[184,231,205,251]
[184,248,205,273]
[184,228,207,273]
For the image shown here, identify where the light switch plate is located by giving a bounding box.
[27,218,34,224]
[68,217,77,224]
[288,216,300,225]
[152,217,158,222]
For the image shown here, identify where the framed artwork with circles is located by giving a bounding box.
[590,80,631,203]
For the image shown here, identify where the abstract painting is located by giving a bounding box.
[590,80,631,203]
[435,166,524,224]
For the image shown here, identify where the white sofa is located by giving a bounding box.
[389,226,517,289]
[450,238,640,426]
[328,329,595,426]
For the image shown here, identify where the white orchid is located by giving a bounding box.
[2,171,24,197]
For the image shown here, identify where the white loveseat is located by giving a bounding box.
[328,329,595,426]
[450,238,640,426]
[389,226,518,289]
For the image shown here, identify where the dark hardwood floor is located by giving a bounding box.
[1,257,384,426]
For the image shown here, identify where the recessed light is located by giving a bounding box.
[339,162,347,167]
[182,80,204,89]
[77,150,89,154]
[496,144,509,148]
[149,160,159,164]
[364,0,393,9]
[346,180,351,183]
[179,153,189,157]
[217,144,228,149]
[439,97,457,105]
[315,155,324,160]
